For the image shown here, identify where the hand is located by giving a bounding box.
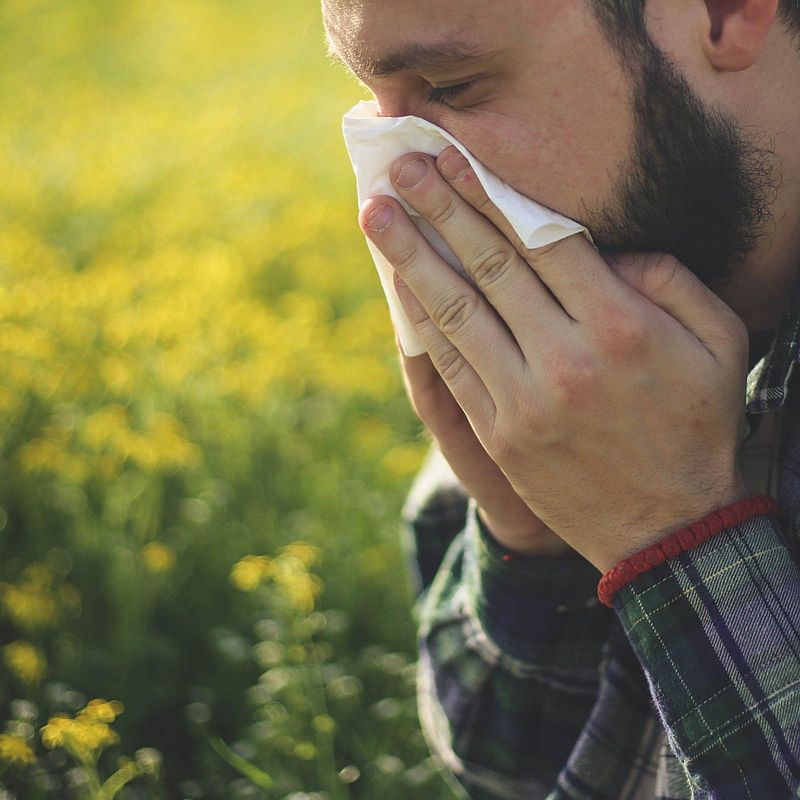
[360,147,750,573]
[395,335,574,556]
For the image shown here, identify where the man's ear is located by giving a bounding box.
[700,0,780,71]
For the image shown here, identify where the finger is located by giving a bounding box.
[437,146,532,256]
[359,194,526,392]
[390,151,568,356]
[395,336,456,428]
[393,271,497,436]
[396,345,471,438]
[608,252,749,362]
[394,335,538,544]
[435,146,630,326]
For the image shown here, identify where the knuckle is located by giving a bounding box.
[471,190,496,218]
[728,312,749,344]
[721,312,749,356]
[529,239,564,268]
[596,306,648,359]
[646,253,683,292]
[394,242,420,272]
[428,195,459,227]
[490,433,518,463]
[548,354,597,404]
[434,345,467,384]
[470,245,515,289]
[431,291,479,337]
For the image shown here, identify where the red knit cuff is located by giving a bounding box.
[597,495,779,608]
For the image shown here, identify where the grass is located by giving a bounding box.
[0,1,459,797]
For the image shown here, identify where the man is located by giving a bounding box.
[324,1,800,798]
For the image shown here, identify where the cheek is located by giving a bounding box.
[450,105,632,224]
[442,55,634,222]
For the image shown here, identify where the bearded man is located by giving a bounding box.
[323,1,800,797]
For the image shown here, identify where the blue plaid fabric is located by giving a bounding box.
[401,284,800,799]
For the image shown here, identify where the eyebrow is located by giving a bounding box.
[326,35,494,78]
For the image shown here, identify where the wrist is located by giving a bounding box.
[477,506,574,557]
[591,479,750,573]
[597,494,778,608]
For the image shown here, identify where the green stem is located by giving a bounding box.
[206,734,275,790]
[75,752,102,798]
[96,762,142,800]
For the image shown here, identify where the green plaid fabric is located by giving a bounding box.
[402,290,800,799]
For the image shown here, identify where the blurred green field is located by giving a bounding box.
[0,1,459,797]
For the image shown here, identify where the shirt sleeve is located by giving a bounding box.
[402,446,618,799]
[611,511,800,799]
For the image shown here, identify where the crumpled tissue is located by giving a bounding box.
[342,99,592,356]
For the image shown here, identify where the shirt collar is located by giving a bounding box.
[745,270,800,415]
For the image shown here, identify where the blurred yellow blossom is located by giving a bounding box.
[0,733,36,766]
[141,542,176,574]
[230,547,323,611]
[279,542,319,567]
[230,555,273,592]
[3,640,47,685]
[0,581,56,629]
[41,699,124,763]
[83,699,125,724]
[380,444,428,478]
[0,563,80,630]
[271,551,324,612]
[275,571,323,613]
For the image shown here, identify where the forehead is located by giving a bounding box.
[322,0,530,77]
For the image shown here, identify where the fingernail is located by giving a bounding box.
[395,158,428,188]
[367,204,393,231]
[440,152,469,181]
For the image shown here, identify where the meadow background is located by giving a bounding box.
[0,1,461,797]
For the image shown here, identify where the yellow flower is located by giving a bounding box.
[273,568,323,613]
[82,699,124,723]
[0,563,60,630]
[279,542,319,567]
[0,733,35,766]
[0,581,58,629]
[380,444,428,478]
[230,555,272,592]
[141,542,176,573]
[40,716,71,749]
[41,699,123,762]
[3,640,46,685]
[0,564,81,630]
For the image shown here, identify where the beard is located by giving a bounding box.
[584,35,781,291]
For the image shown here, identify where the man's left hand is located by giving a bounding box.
[359,146,751,573]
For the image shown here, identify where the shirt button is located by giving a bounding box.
[556,604,568,614]
[585,597,598,608]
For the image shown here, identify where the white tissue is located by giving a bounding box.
[342,99,592,357]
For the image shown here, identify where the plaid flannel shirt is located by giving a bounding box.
[401,282,800,800]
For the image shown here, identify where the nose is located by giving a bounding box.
[373,89,414,119]
[375,101,409,119]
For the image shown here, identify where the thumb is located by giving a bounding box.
[606,251,747,360]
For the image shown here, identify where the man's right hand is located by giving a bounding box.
[395,326,575,557]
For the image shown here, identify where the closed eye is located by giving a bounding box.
[428,82,473,106]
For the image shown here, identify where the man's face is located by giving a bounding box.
[325,0,777,290]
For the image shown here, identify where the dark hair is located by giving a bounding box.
[589,1,800,52]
